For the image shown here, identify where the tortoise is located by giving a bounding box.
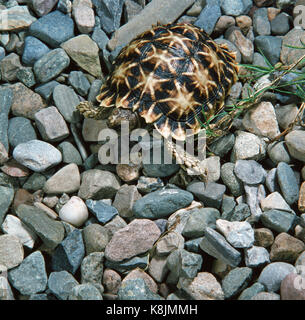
[77,23,239,178]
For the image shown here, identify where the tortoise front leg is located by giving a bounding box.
[77,101,103,120]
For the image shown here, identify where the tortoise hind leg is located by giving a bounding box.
[76,101,102,119]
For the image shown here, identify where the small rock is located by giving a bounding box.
[136,176,164,194]
[254,228,274,248]
[52,229,85,274]
[209,133,235,158]
[116,164,140,183]
[267,141,291,165]
[280,273,305,300]
[236,15,252,34]
[117,279,163,300]
[29,10,74,48]
[200,227,242,267]
[104,215,127,239]
[156,232,185,256]
[258,262,296,292]
[234,160,266,186]
[112,184,141,218]
[29,0,59,17]
[122,269,158,294]
[16,67,36,88]
[48,271,79,300]
[178,272,224,300]
[254,35,282,66]
[68,71,90,96]
[253,8,271,35]
[78,169,120,200]
[83,223,109,254]
[34,80,60,101]
[9,82,46,120]
[0,6,36,31]
[81,252,104,285]
[231,131,266,161]
[13,139,62,172]
[270,233,305,263]
[230,203,251,221]
[124,0,143,22]
[194,3,221,35]
[251,292,281,300]
[12,189,34,213]
[0,185,15,225]
[59,196,88,227]
[245,246,270,267]
[34,48,70,83]
[57,141,83,165]
[280,28,305,69]
[260,191,292,212]
[275,104,299,130]
[148,255,169,283]
[102,268,121,294]
[182,208,220,238]
[261,209,296,233]
[285,130,305,163]
[132,189,193,219]
[166,248,203,279]
[242,101,280,139]
[0,234,24,270]
[8,251,47,295]
[222,267,253,299]
[238,282,265,300]
[22,36,50,66]
[1,214,37,249]
[86,199,118,224]
[52,84,80,123]
[220,162,244,197]
[270,12,290,35]
[105,219,161,262]
[34,106,69,142]
[0,142,9,165]
[216,219,255,248]
[16,204,64,249]
[72,0,95,34]
[69,283,103,300]
[61,35,101,77]
[214,15,236,35]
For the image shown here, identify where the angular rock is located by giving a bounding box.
[83,223,109,254]
[0,185,14,225]
[86,199,118,224]
[22,36,50,66]
[260,191,292,212]
[0,6,36,32]
[16,204,64,249]
[48,271,79,300]
[29,0,59,17]
[105,219,161,262]
[156,232,184,256]
[81,252,104,285]
[8,251,47,295]
[245,246,270,267]
[29,10,74,48]
[122,269,158,294]
[0,235,24,270]
[238,282,265,300]
[0,53,22,82]
[61,35,101,77]
[69,283,103,300]
[194,3,221,35]
[260,209,295,233]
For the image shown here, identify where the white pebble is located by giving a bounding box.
[59,196,88,227]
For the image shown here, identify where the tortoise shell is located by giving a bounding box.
[97,23,239,141]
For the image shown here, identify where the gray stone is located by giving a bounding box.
[267,141,291,165]
[277,162,299,205]
[266,168,280,193]
[187,182,225,209]
[83,223,109,254]
[254,36,282,66]
[220,0,246,16]
[185,237,203,253]
[86,199,118,224]
[143,163,180,178]
[244,185,263,221]
[133,188,193,219]
[166,249,202,279]
[253,8,271,36]
[58,141,82,165]
[182,208,220,238]
[258,262,296,292]
[48,271,79,300]
[34,106,69,142]
[52,84,80,123]
[118,279,163,300]
[13,139,62,172]
[22,36,50,66]
[222,267,253,299]
[34,48,70,83]
[81,252,104,285]
[238,282,265,300]
[34,81,60,101]
[8,251,47,295]
[0,87,13,116]
[0,53,22,82]
[91,25,109,51]
[220,163,244,197]
[209,133,235,158]
[16,67,36,88]
[245,246,270,267]
[0,112,9,153]
[78,169,120,200]
[260,209,295,233]
[0,234,24,270]
[69,283,103,300]
[16,204,65,249]
[231,203,251,221]
[52,229,85,274]
[0,47,5,61]
[68,71,90,96]
[200,227,242,267]
[251,292,281,300]
[29,10,74,48]
[270,12,290,35]
[8,117,36,148]
[221,195,236,220]
[29,293,48,300]
[0,185,14,225]
[234,160,266,186]
[0,6,36,31]
[285,130,305,163]
[105,255,149,274]
[194,3,221,35]
[30,0,59,17]
[88,79,103,103]
[136,176,164,194]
